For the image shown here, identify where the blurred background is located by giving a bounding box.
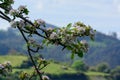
[0,0,120,80]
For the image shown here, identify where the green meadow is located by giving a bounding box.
[0,55,109,77]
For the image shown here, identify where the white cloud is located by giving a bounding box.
[117,5,120,13]
[0,19,9,30]
[34,1,43,11]
[113,0,120,13]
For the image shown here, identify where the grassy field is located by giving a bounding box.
[0,55,109,77]
[0,55,76,74]
[42,63,76,75]
[0,55,27,67]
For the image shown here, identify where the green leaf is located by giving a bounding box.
[77,51,83,57]
[46,41,51,46]
[90,36,94,41]
[66,46,72,50]
[66,23,72,29]
[67,31,72,34]
[19,72,25,80]
[53,28,57,32]
[27,43,31,47]
[42,39,47,44]
[71,43,78,48]
[23,9,29,15]
[71,53,75,59]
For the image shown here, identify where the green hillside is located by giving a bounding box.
[0,55,112,80]
[84,32,120,68]
[0,55,76,74]
[0,55,107,75]
[0,55,27,67]
[0,27,120,68]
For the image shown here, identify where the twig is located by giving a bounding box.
[0,10,11,22]
[28,46,42,80]
[17,26,42,80]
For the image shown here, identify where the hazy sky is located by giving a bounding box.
[0,0,120,36]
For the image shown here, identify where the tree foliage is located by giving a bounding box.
[96,63,110,73]
[72,60,88,72]
[111,66,120,80]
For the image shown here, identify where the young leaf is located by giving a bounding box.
[71,53,75,59]
[42,39,47,44]
[66,46,72,50]
[77,51,83,57]
[23,9,29,15]
[66,23,72,29]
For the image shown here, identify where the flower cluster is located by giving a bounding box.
[0,61,12,76]
[0,64,4,70]
[28,39,36,44]
[10,20,26,28]
[80,40,89,52]
[36,19,45,25]
[43,22,95,58]
[10,20,18,28]
[75,26,85,34]
[49,32,58,39]
[9,9,19,16]
[4,61,11,66]
[18,20,25,28]
[18,5,27,12]
[59,28,75,44]
[9,5,29,16]
[46,27,53,31]
[34,19,45,27]
[28,38,43,49]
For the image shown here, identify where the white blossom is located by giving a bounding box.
[18,20,25,28]
[80,40,89,52]
[9,9,19,16]
[18,5,26,11]
[36,19,45,25]
[76,26,85,33]
[4,61,11,66]
[61,39,65,44]
[46,27,53,31]
[80,40,88,47]
[49,32,58,39]
[7,5,12,11]
[80,40,88,45]
[10,21,17,28]
[0,64,4,69]
[42,75,49,80]
[90,29,95,36]
[40,58,45,61]
[28,39,36,44]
